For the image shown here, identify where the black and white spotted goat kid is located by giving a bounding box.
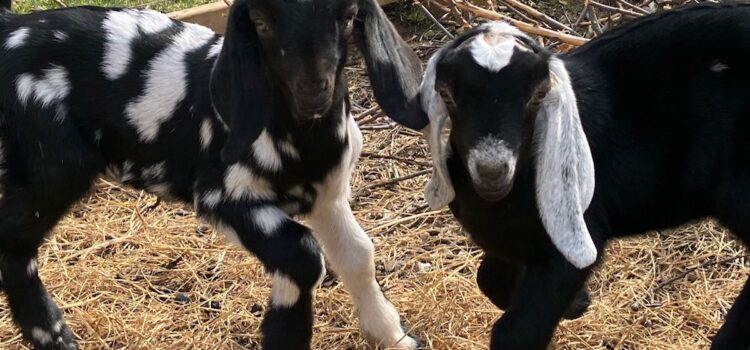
[406,4,750,350]
[0,0,429,349]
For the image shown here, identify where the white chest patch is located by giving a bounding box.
[252,129,283,172]
[4,27,30,50]
[125,23,216,143]
[15,64,71,109]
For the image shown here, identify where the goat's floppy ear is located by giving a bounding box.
[210,0,272,163]
[534,57,597,269]
[421,51,455,209]
[354,0,428,130]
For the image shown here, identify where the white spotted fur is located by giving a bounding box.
[200,118,213,151]
[31,327,53,346]
[252,129,283,172]
[223,163,275,201]
[15,64,71,109]
[251,206,287,235]
[4,27,30,50]
[270,272,301,308]
[125,23,216,142]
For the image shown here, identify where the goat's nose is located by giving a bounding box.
[476,162,509,180]
[296,79,328,94]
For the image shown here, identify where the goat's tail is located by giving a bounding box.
[0,0,10,12]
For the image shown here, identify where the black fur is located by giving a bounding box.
[0,1,424,349]
[428,3,750,349]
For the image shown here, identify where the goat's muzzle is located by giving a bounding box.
[292,78,334,118]
[467,137,517,202]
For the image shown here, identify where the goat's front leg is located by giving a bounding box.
[0,252,77,350]
[198,199,324,350]
[307,198,418,350]
[489,253,592,350]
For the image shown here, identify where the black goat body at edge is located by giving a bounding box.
[0,0,428,349]
[417,3,750,350]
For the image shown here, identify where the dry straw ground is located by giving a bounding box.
[1,1,749,349]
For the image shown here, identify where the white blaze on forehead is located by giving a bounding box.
[252,130,283,172]
[251,206,287,235]
[270,272,301,308]
[200,118,213,151]
[102,10,175,80]
[469,22,526,73]
[4,27,30,50]
[16,64,71,108]
[224,163,276,201]
[125,23,216,142]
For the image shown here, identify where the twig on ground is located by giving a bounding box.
[417,2,455,38]
[590,1,643,17]
[357,169,431,193]
[54,0,67,7]
[500,0,575,32]
[654,255,749,292]
[361,152,431,167]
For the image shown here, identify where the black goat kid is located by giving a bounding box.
[0,0,428,349]
[406,4,750,350]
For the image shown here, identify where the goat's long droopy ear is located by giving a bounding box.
[421,51,455,209]
[210,0,272,163]
[354,0,428,130]
[534,57,597,269]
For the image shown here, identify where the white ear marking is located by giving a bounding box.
[534,57,597,269]
[420,51,455,209]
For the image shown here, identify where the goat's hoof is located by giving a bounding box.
[562,288,591,320]
[389,334,420,350]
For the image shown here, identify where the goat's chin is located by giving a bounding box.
[473,183,512,202]
[293,100,333,120]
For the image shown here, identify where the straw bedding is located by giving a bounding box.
[1,3,748,349]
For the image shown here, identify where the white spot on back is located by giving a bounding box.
[133,9,174,34]
[224,163,276,201]
[15,64,71,108]
[4,27,30,50]
[710,60,729,73]
[200,118,213,151]
[252,130,282,172]
[31,327,52,345]
[102,11,141,80]
[270,272,301,308]
[52,30,68,42]
[125,23,216,142]
[251,206,287,235]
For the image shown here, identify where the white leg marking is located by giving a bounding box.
[200,189,223,209]
[141,161,166,180]
[200,118,213,151]
[224,163,276,201]
[4,27,30,50]
[251,206,287,236]
[125,23,216,142]
[308,125,416,349]
[15,65,71,108]
[52,30,68,42]
[26,259,37,276]
[270,272,301,308]
[31,327,53,345]
[51,321,63,334]
[252,129,282,172]
[104,160,135,183]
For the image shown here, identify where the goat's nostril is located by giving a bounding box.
[296,79,328,94]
